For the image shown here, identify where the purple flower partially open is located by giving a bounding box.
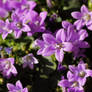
[11,10,31,38]
[0,58,17,78]
[22,53,38,69]
[71,5,92,30]
[7,80,28,92]
[0,19,12,39]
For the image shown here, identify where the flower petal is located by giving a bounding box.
[81,5,89,14]
[16,80,23,89]
[7,83,15,91]
[42,45,55,56]
[55,48,64,62]
[63,42,73,52]
[62,21,71,29]
[42,33,56,44]
[71,12,82,19]
[39,11,47,25]
[56,28,66,42]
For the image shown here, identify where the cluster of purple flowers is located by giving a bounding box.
[58,61,92,92]
[0,0,92,92]
[0,0,47,39]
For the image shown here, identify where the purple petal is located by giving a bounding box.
[23,88,28,92]
[39,11,47,25]
[62,21,71,29]
[7,83,15,91]
[74,20,84,30]
[55,48,64,62]
[29,64,34,69]
[7,58,14,64]
[58,79,70,88]
[27,1,37,10]
[11,66,18,75]
[0,8,8,18]
[71,12,82,19]
[42,33,56,44]
[86,69,92,77]
[16,80,23,89]
[87,23,92,30]
[42,45,55,56]
[63,42,73,52]
[78,77,86,86]
[78,29,88,40]
[2,32,8,39]
[67,71,74,81]
[69,65,76,72]
[14,30,22,38]
[81,5,89,14]
[56,28,66,42]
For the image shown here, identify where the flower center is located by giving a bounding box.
[16,22,23,29]
[79,71,85,77]
[71,81,78,87]
[3,0,7,3]
[83,14,91,22]
[55,43,63,49]
[26,56,32,62]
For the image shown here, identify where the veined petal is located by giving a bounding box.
[55,48,64,62]
[58,79,70,88]
[63,42,73,52]
[7,83,15,91]
[71,12,82,19]
[42,33,56,44]
[42,45,55,56]
[81,5,89,14]
[16,80,23,89]
[69,65,76,72]
[56,28,66,42]
[74,20,84,30]
[62,21,71,29]
[78,29,88,40]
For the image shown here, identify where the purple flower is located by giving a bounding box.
[58,78,84,92]
[11,10,31,38]
[0,19,12,39]
[71,5,92,30]
[24,11,47,36]
[67,61,92,86]
[0,58,17,78]
[22,53,38,69]
[35,29,73,62]
[62,21,89,58]
[7,80,28,92]
[58,61,92,92]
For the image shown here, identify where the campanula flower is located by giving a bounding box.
[71,5,92,30]
[0,19,12,39]
[22,53,38,69]
[0,58,17,78]
[7,80,28,92]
